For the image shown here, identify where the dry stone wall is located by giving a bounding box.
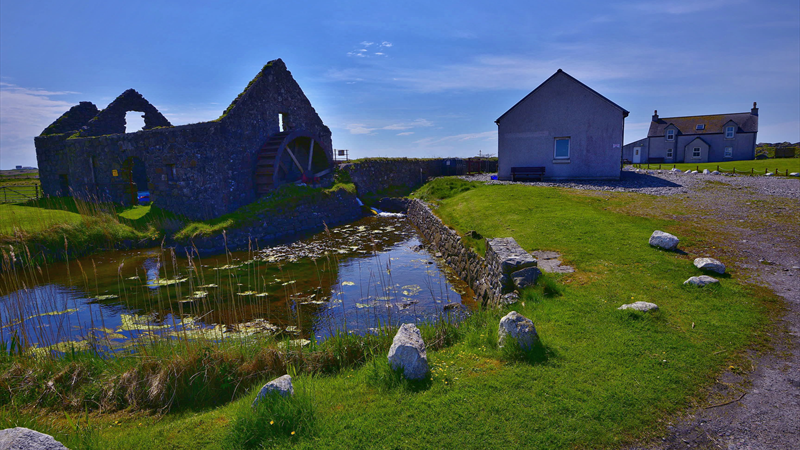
[407,199,539,307]
[339,159,456,198]
[407,199,503,306]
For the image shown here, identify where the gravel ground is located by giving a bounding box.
[460,168,800,199]
[461,170,800,449]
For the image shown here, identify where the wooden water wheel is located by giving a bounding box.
[254,130,333,195]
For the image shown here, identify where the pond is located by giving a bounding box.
[0,215,474,355]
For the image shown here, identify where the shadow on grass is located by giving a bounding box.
[501,338,556,366]
[364,357,433,393]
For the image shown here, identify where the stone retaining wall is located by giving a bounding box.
[176,188,362,255]
[339,159,457,198]
[407,199,504,306]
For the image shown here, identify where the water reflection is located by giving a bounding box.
[0,216,473,355]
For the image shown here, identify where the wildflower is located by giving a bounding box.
[270,420,274,425]
[291,431,296,435]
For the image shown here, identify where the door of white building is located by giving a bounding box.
[633,147,642,163]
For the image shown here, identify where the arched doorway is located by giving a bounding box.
[121,157,149,205]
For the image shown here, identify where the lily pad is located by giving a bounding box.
[117,314,170,332]
[341,281,356,286]
[93,294,119,301]
[237,291,257,296]
[147,277,188,287]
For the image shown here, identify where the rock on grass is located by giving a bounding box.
[649,230,679,250]
[618,301,659,312]
[498,311,539,350]
[252,374,294,407]
[684,275,719,287]
[388,323,428,380]
[694,257,726,274]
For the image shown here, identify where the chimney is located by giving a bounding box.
[652,109,659,122]
[751,102,758,116]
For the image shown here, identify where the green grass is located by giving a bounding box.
[632,158,800,175]
[5,179,774,449]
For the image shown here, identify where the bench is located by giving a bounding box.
[511,166,545,182]
[648,157,665,164]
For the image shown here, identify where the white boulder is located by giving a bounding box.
[252,374,294,407]
[685,169,692,174]
[0,428,69,450]
[387,323,428,379]
[649,230,679,250]
[766,172,774,176]
[702,169,710,174]
[694,257,726,274]
[790,172,799,177]
[691,170,699,174]
[618,301,659,312]
[684,275,719,287]
[711,170,720,175]
[498,311,539,350]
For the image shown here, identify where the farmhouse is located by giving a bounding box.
[624,104,759,164]
[35,59,333,220]
[495,69,628,181]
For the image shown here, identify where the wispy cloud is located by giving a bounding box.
[0,83,77,168]
[347,40,393,58]
[343,118,432,135]
[397,131,414,136]
[413,130,496,147]
[627,0,745,15]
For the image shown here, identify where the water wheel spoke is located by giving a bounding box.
[285,145,305,173]
[307,140,315,171]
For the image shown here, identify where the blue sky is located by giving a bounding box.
[1,0,798,169]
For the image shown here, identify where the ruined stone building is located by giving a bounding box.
[35,59,333,220]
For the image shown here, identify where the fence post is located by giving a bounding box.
[36,184,40,200]
[751,168,754,175]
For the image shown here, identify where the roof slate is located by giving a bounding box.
[648,112,758,137]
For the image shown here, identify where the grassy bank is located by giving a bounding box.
[631,158,800,174]
[1,178,775,449]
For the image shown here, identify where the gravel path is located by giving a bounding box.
[460,168,800,199]
[462,170,800,449]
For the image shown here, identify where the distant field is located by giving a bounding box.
[631,159,800,175]
[0,169,41,203]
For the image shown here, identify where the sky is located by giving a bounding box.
[1,0,798,169]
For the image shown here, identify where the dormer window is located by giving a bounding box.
[666,129,675,141]
[725,126,735,139]
[696,124,705,131]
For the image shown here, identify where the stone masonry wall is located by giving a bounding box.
[339,159,454,198]
[35,59,331,221]
[407,199,504,307]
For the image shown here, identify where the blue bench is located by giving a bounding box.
[511,166,545,181]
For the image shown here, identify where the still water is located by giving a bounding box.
[0,215,474,355]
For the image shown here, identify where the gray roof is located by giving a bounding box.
[648,112,758,137]
[496,69,629,123]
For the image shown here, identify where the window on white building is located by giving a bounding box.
[554,138,570,159]
[724,147,733,158]
[666,148,673,158]
[692,147,701,158]
[666,129,675,141]
[725,126,735,139]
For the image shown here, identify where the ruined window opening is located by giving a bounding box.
[165,164,176,181]
[279,113,287,132]
[125,111,146,133]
